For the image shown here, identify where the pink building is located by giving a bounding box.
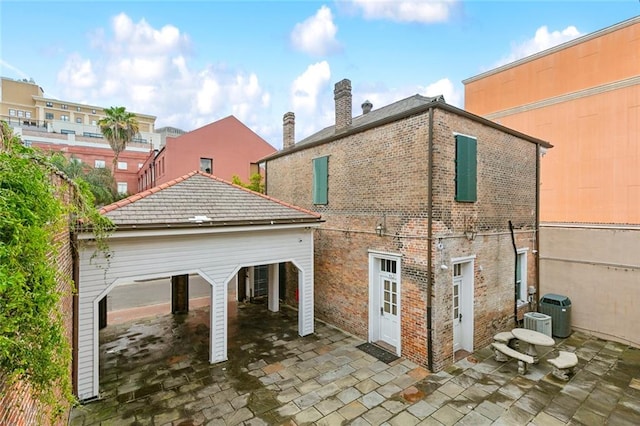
[138,115,276,192]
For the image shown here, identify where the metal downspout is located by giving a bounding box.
[535,144,541,310]
[426,107,434,372]
[508,220,518,326]
[71,230,79,396]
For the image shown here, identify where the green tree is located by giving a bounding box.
[98,106,140,176]
[49,153,118,207]
[231,173,264,193]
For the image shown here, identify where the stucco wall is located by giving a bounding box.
[540,224,640,347]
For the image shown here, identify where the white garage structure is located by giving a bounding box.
[76,172,322,400]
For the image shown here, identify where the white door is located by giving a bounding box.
[453,264,463,352]
[379,259,399,348]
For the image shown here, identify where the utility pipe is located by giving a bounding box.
[508,220,518,326]
[426,106,434,372]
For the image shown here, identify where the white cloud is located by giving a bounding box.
[494,25,582,67]
[291,61,332,114]
[291,6,341,56]
[420,78,462,107]
[52,13,273,146]
[350,0,457,23]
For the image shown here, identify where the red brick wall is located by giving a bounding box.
[0,172,75,425]
[266,106,539,371]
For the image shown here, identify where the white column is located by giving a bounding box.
[268,263,279,312]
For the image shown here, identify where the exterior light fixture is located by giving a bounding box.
[375,223,385,237]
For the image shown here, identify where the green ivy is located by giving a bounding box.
[0,122,112,420]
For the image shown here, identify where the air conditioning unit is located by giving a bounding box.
[524,312,552,337]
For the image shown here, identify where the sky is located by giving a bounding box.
[1,1,638,149]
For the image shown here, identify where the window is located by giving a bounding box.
[91,120,97,126]
[94,160,106,168]
[516,250,529,303]
[117,161,128,170]
[45,113,54,120]
[61,104,68,110]
[200,158,212,174]
[61,115,69,121]
[46,102,53,107]
[25,111,31,118]
[117,182,128,195]
[92,109,96,114]
[455,134,477,202]
[17,110,24,118]
[312,156,329,205]
[9,109,16,116]
[76,106,81,112]
[76,117,82,124]
[138,163,143,170]
[23,140,32,147]
[60,129,75,135]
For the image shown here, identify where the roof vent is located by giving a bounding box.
[188,215,212,223]
[361,100,372,114]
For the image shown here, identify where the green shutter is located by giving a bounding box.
[455,135,477,202]
[313,156,328,204]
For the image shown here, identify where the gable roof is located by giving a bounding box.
[262,93,551,162]
[100,171,321,229]
[297,94,443,147]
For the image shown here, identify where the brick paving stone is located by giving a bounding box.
[456,411,492,425]
[377,382,403,398]
[423,390,452,409]
[337,387,362,404]
[202,401,234,419]
[438,381,465,398]
[573,405,607,425]
[530,411,566,426]
[230,393,249,409]
[317,411,347,425]
[382,399,409,414]
[293,391,322,409]
[222,407,253,425]
[295,407,323,423]
[432,404,464,425]
[297,379,322,394]
[416,417,446,425]
[474,400,505,420]
[356,378,380,394]
[370,360,391,372]
[152,410,181,425]
[337,401,368,420]
[389,411,420,425]
[334,374,360,388]
[353,367,376,380]
[408,366,430,381]
[276,401,301,417]
[349,417,371,426]
[316,382,340,398]
[371,370,396,385]
[314,396,344,415]
[361,390,386,409]
[277,387,301,403]
[165,392,196,408]
[184,396,215,413]
[392,373,419,389]
[408,400,438,418]
[362,405,393,424]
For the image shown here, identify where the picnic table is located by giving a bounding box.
[511,328,555,362]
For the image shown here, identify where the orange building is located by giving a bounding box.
[463,17,640,347]
[138,115,276,192]
[464,17,639,225]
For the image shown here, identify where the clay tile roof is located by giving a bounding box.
[100,171,321,228]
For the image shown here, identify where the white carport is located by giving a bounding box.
[76,172,322,400]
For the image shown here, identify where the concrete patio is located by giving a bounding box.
[68,300,640,425]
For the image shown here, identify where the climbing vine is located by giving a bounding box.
[0,122,112,420]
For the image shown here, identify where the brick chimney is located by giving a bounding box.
[283,112,295,149]
[334,79,352,132]
[361,100,372,114]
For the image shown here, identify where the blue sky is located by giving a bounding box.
[1,1,638,148]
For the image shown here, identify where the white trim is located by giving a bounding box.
[368,252,402,356]
[517,248,529,303]
[451,256,475,353]
[77,222,321,240]
[452,132,477,140]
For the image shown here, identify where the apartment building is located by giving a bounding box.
[463,16,640,346]
[1,77,159,194]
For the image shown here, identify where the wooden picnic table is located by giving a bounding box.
[511,328,555,362]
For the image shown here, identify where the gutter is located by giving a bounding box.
[535,144,541,309]
[426,106,434,372]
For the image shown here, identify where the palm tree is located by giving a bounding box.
[98,106,140,176]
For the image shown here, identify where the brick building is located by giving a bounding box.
[138,115,276,192]
[264,79,551,371]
